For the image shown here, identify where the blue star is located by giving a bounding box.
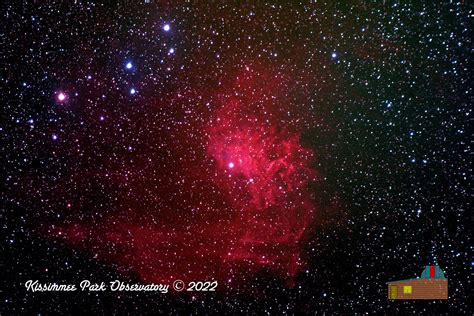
[125,62,133,70]
[163,24,170,32]
[130,88,137,95]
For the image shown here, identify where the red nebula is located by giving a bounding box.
[50,67,318,288]
[205,96,317,281]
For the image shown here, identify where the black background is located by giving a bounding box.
[1,1,471,314]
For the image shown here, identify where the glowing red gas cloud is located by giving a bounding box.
[50,66,318,288]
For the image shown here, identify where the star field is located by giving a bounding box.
[1,1,471,314]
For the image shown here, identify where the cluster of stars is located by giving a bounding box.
[2,1,470,314]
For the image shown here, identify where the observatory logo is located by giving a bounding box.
[387,265,448,300]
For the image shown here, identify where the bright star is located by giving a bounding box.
[228,162,235,169]
[130,88,136,95]
[163,24,170,31]
[331,52,337,59]
[57,92,66,102]
[126,62,133,69]
[169,48,175,54]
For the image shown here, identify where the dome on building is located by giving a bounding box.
[420,265,445,279]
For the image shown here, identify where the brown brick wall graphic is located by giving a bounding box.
[387,279,448,300]
[387,265,448,300]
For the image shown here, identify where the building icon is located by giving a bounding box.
[387,265,448,300]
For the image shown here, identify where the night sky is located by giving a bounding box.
[1,1,471,314]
